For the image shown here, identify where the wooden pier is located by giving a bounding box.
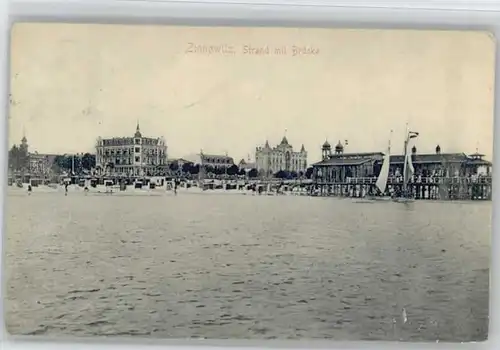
[312,176,492,200]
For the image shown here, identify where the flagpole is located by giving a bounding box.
[402,124,410,196]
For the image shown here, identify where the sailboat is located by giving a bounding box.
[392,127,419,203]
[353,132,393,203]
[367,131,393,201]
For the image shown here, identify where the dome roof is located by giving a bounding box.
[322,140,331,148]
[335,140,343,150]
[280,136,289,145]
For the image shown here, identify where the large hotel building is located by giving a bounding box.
[255,136,308,176]
[95,123,168,176]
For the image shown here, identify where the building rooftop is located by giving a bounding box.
[202,154,234,160]
[183,153,235,164]
[313,151,492,167]
[314,158,373,166]
[169,158,194,163]
[389,152,492,165]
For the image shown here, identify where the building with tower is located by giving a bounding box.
[321,139,349,160]
[313,138,492,184]
[317,139,383,181]
[255,135,308,177]
[8,132,59,181]
[20,133,28,154]
[95,123,168,177]
[321,140,331,160]
[388,144,492,178]
[8,132,57,184]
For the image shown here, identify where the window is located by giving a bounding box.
[135,156,140,162]
[135,147,140,153]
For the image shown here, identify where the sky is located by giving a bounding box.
[9,24,496,164]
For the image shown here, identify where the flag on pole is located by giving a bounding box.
[409,131,419,139]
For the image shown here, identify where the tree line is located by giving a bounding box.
[8,145,97,175]
[51,153,97,174]
[8,145,29,173]
[274,168,314,180]
[168,162,254,177]
[168,160,314,179]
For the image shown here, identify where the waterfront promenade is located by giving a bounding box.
[10,174,492,200]
[313,175,492,200]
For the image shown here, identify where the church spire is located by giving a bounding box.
[20,126,28,152]
[281,129,289,145]
[21,126,27,143]
[134,121,142,138]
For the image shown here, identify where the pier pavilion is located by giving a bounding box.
[311,142,492,200]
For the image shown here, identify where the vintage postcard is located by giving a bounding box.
[4,23,494,342]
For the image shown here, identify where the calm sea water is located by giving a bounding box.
[3,190,491,342]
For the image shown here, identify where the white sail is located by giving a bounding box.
[406,150,415,183]
[403,139,415,185]
[393,126,419,202]
[375,138,391,194]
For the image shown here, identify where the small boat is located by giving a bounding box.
[367,131,392,201]
[392,125,419,203]
[356,131,392,203]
